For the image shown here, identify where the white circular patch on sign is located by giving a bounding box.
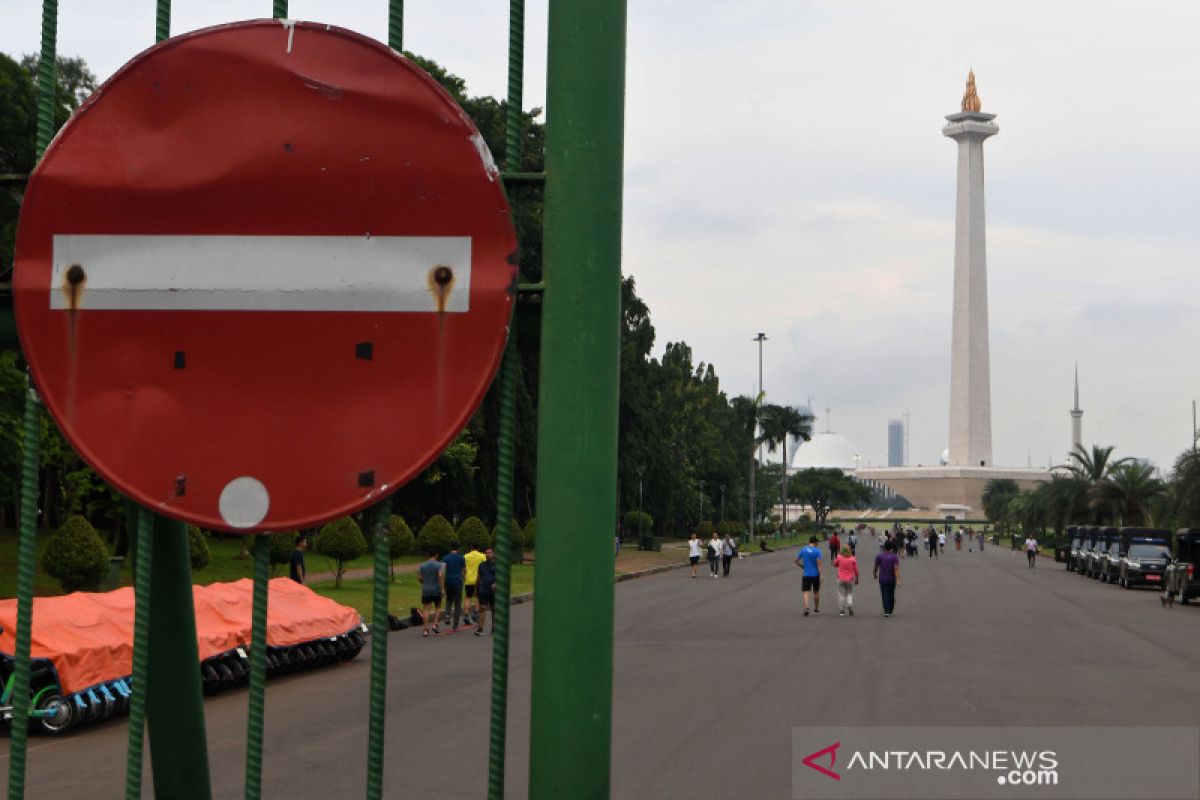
[218,477,270,529]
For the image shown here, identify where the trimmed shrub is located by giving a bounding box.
[522,518,536,549]
[416,514,457,556]
[268,531,299,575]
[457,516,491,552]
[386,515,416,583]
[692,520,716,537]
[491,517,523,549]
[42,514,108,592]
[188,525,211,570]
[716,521,740,536]
[315,516,367,588]
[622,510,653,535]
[388,515,416,559]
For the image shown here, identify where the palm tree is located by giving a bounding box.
[981,478,1019,527]
[759,404,815,534]
[1062,444,1130,483]
[731,394,764,533]
[1170,448,1200,528]
[1093,461,1165,526]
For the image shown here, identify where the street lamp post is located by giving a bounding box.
[698,479,705,523]
[719,484,726,522]
[751,332,767,538]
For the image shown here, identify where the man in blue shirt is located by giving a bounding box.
[795,535,823,616]
[441,544,467,631]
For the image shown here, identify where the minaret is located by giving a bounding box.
[943,70,998,468]
[1070,364,1083,457]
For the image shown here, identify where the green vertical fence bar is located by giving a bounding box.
[124,16,167,800]
[244,534,270,800]
[388,0,403,51]
[9,1,58,794]
[7,387,42,800]
[528,0,627,797]
[34,0,57,158]
[272,0,287,19]
[365,499,392,800]
[145,515,212,799]
[124,509,154,800]
[155,0,170,44]
[487,0,525,796]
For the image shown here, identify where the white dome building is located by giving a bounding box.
[790,432,860,472]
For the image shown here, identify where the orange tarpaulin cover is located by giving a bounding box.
[0,579,361,695]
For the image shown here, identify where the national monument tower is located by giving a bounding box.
[942,70,997,468]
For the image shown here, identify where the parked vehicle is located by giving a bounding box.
[1097,527,1123,583]
[1116,529,1172,589]
[1162,529,1200,606]
[1075,527,1094,573]
[1085,528,1114,578]
[1055,526,1076,566]
[1078,527,1100,576]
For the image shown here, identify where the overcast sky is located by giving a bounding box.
[3,1,1198,472]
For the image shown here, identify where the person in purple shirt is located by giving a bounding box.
[873,540,901,618]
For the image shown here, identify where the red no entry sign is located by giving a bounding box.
[14,20,517,532]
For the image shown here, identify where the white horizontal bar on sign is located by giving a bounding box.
[50,235,471,312]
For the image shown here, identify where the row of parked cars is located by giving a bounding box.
[1062,526,1199,603]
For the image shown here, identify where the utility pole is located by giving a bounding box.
[903,410,910,466]
[698,479,706,523]
[750,333,767,538]
[719,484,726,522]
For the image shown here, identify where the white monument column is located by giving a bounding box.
[943,71,998,467]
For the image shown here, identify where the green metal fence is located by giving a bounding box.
[3,1,625,797]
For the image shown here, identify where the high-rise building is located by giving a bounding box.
[887,419,905,467]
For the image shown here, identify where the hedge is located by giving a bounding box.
[457,516,491,552]
[315,516,366,588]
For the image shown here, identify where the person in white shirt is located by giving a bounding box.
[707,533,723,578]
[1024,535,1038,568]
[937,531,946,554]
[687,533,703,578]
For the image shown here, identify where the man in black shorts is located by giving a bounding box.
[475,548,497,636]
[418,550,444,637]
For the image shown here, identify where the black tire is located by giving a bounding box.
[36,691,76,735]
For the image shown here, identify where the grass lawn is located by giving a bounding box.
[309,564,536,619]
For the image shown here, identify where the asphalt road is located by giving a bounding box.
[3,537,1198,798]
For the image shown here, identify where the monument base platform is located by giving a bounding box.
[854,465,1052,515]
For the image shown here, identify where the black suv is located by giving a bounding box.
[1056,526,1077,566]
[1077,527,1099,576]
[1070,526,1093,573]
[1088,528,1117,579]
[1096,528,1122,582]
[1064,526,1081,571]
[1163,529,1200,605]
[1116,529,1171,589]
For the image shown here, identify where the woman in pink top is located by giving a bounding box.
[834,546,859,616]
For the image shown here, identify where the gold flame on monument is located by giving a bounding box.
[961,70,981,112]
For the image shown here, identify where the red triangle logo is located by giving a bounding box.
[802,741,841,780]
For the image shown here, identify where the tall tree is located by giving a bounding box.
[981,478,1019,527]
[1094,461,1165,526]
[789,468,870,529]
[759,404,814,533]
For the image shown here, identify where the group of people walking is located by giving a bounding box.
[793,535,901,618]
[688,531,741,578]
[417,544,499,637]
